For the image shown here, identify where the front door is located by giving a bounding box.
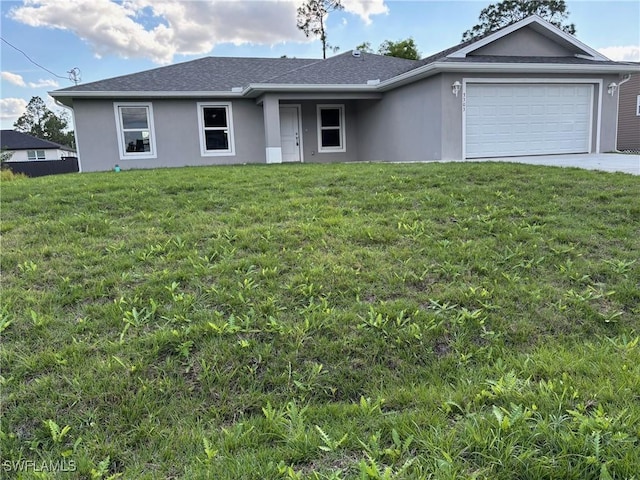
[280,106,302,162]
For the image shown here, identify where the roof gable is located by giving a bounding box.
[470,26,577,57]
[447,15,610,61]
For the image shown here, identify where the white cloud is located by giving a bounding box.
[9,0,389,64]
[597,45,640,61]
[10,0,183,64]
[342,0,388,25]
[1,71,60,89]
[9,0,312,64]
[0,98,28,119]
[28,79,60,88]
[1,71,27,87]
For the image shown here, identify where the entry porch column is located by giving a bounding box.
[262,94,282,164]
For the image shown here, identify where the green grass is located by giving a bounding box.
[0,169,28,182]
[1,162,639,479]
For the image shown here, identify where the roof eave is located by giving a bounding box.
[50,84,381,100]
[378,62,640,90]
[5,146,74,152]
[243,83,379,97]
[49,90,246,99]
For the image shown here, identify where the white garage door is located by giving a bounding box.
[465,84,592,158]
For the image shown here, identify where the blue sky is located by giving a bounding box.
[1,0,639,130]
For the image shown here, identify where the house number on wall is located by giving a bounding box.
[462,91,466,112]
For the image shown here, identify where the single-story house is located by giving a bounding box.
[616,70,640,152]
[0,130,76,162]
[50,15,639,172]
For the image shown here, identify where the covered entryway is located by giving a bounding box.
[465,83,593,158]
[279,105,302,162]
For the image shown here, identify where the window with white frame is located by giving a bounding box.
[27,150,46,160]
[636,95,640,116]
[317,105,345,152]
[114,102,156,159]
[197,102,235,156]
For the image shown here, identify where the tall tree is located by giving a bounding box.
[355,38,421,60]
[297,0,343,59]
[14,96,49,140]
[13,96,75,148]
[355,41,373,54]
[462,0,576,41]
[378,38,420,60]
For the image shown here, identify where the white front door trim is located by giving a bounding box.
[279,104,303,162]
[462,78,603,159]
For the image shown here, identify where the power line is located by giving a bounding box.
[1,36,68,80]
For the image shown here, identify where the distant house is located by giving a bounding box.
[0,130,76,162]
[616,72,640,152]
[50,15,639,172]
[0,130,78,177]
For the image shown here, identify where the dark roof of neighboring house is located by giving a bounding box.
[0,130,74,151]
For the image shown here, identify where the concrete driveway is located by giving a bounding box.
[453,153,640,175]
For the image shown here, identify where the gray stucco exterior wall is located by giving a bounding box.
[293,100,360,163]
[440,73,463,160]
[73,98,266,172]
[72,73,621,171]
[355,71,620,162]
[73,99,120,172]
[357,76,443,162]
[599,75,620,153]
[471,27,576,57]
[74,97,365,171]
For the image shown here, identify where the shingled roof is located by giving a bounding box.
[261,51,419,85]
[54,52,418,93]
[0,130,74,151]
[55,57,319,93]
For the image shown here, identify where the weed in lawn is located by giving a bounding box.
[18,260,38,273]
[315,425,348,452]
[44,419,71,444]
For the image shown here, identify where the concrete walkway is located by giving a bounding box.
[447,153,640,175]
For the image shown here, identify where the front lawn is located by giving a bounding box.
[1,162,639,479]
